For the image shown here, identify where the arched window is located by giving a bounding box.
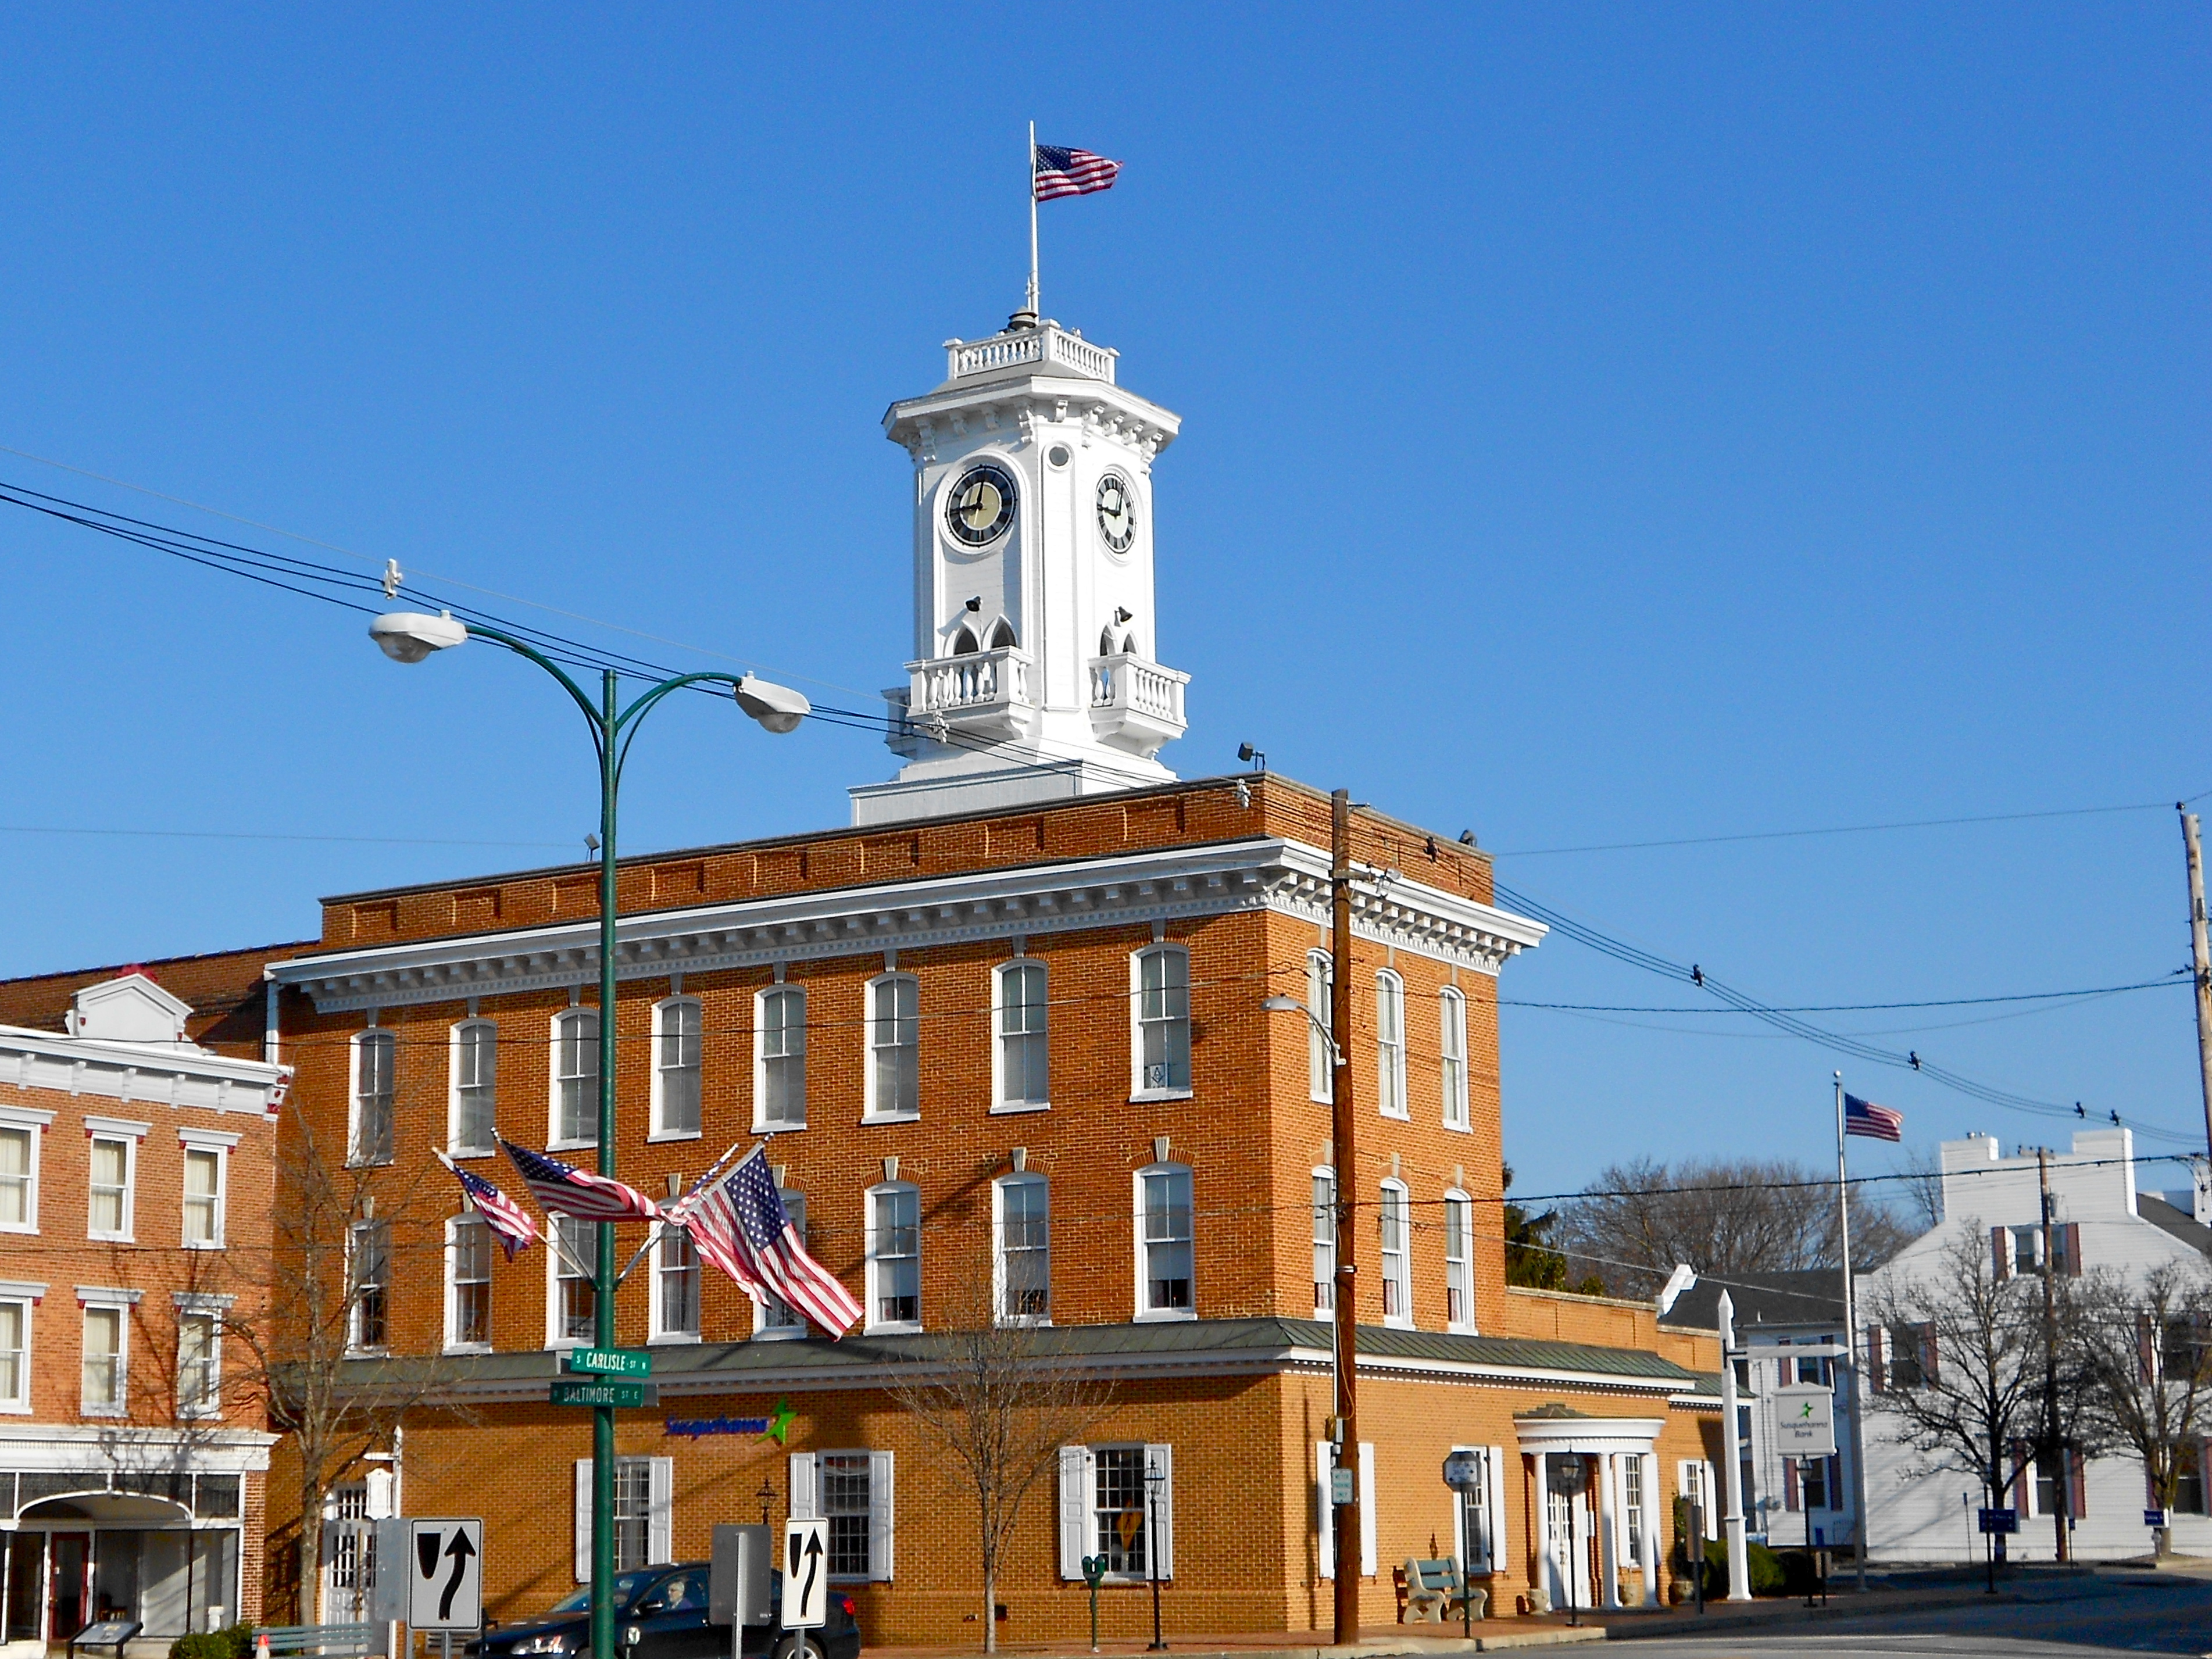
[350,1029,396,1165]
[1379,1179,1411,1327]
[1312,1167,1336,1317]
[551,1008,599,1146]
[1307,950,1334,1103]
[1375,971,1408,1120]
[1444,1190,1475,1332]
[755,984,806,1129]
[987,617,1018,649]
[995,960,1049,1110]
[446,1214,491,1350]
[1121,632,1138,655]
[864,974,920,1120]
[995,1175,1050,1324]
[1439,987,1469,1131]
[1098,627,1117,658]
[449,1020,497,1155]
[652,997,702,1138]
[866,1181,921,1331]
[1136,1163,1194,1320]
[950,625,980,656]
[1131,945,1191,1095]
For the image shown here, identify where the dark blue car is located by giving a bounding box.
[473,1563,860,1659]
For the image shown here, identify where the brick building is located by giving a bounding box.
[0,954,295,1650]
[245,306,1725,1641]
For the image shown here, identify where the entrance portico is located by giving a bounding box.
[1516,1408,1666,1612]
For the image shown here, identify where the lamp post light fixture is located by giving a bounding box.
[370,607,806,1659]
[1144,1457,1167,1653]
[757,1477,776,1530]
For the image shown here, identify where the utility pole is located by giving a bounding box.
[1330,788,1361,1646]
[2038,1149,2067,1563]
[2182,809,2212,1162]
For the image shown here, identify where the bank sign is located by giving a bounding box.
[665,1398,796,1444]
[1773,1384,1838,1457]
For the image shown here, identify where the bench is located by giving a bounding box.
[252,1624,381,1658]
[1392,1558,1486,1624]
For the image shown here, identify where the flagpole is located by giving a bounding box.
[1026,120,1040,320]
[1837,1072,1870,1592]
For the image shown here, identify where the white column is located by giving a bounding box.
[1641,1453,1663,1607]
[1532,1453,1554,1610]
[1598,1453,1620,1609]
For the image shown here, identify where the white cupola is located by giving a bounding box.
[849,314,1190,826]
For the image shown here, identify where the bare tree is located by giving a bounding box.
[888,1282,1110,1653]
[2074,1259,2212,1557]
[1891,1145,1946,1233]
[1864,1224,2045,1526]
[1553,1156,1918,1299]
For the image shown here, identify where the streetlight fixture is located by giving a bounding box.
[370,608,806,1659]
[1143,1457,1167,1652]
[1261,996,1341,1066]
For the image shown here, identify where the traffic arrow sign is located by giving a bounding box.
[782,1518,828,1628]
[406,1519,483,1632]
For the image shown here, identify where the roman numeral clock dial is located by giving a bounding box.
[1096,470,1137,553]
[946,462,1016,547]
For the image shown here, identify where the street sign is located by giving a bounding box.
[1329,1465,1353,1506]
[1773,1384,1838,1458]
[709,1524,774,1628]
[406,1518,483,1632]
[1441,1451,1482,1493]
[2146,1508,2172,1528]
[782,1518,828,1629]
[551,1378,657,1408]
[566,1347,652,1378]
[1977,1507,2019,1535]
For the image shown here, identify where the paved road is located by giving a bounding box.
[1618,1571,2212,1655]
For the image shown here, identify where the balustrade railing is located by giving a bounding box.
[909,646,1032,716]
[945,323,1118,385]
[1088,652,1188,725]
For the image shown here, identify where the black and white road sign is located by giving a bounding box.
[782,1518,828,1629]
[408,1518,484,1631]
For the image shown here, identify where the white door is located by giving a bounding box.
[1545,1487,1593,1612]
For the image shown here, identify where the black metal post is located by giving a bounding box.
[1146,1476,1166,1652]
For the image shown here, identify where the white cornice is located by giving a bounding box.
[270,838,1546,1014]
[0,1422,276,1472]
[0,1025,290,1118]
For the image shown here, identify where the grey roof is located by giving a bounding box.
[1664,1271,1846,1333]
[2138,1192,2212,1256]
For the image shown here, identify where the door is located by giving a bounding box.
[4,1533,46,1642]
[49,1533,91,1641]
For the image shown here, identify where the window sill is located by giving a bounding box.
[444,1342,493,1357]
[0,1224,35,1236]
[649,1332,702,1346]
[345,1348,391,1360]
[81,1404,127,1418]
[751,1325,809,1342]
[989,1102,1050,1116]
[1440,1121,1473,1135]
[547,1139,598,1155]
[1378,1108,1411,1122]
[860,1111,921,1126]
[1134,1308,1196,1324]
[752,1119,807,1135]
[0,1401,31,1415]
[88,1231,134,1245]
[648,1131,703,1147]
[177,1406,223,1422]
[183,1240,226,1252]
[1309,1092,1334,1106]
[546,1337,586,1351]
[866,1320,922,1337]
[346,1156,396,1170]
[1128,1088,1193,1104]
[1448,1323,1480,1338]
[446,1147,494,1160]
[1384,1316,1415,1331]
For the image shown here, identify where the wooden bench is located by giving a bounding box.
[1392,1558,1487,1624]
[253,1624,381,1658]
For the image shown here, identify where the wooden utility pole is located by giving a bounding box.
[2038,1149,2068,1563]
[1330,788,1361,1645]
[2182,809,2212,1163]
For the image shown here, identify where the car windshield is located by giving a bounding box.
[546,1572,661,1615]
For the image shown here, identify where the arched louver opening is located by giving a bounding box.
[950,625,980,656]
[987,618,1018,649]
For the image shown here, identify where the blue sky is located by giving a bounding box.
[2,5,2204,1202]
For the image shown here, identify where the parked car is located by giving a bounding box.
[472,1562,860,1659]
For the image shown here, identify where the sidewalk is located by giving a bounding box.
[860,1622,1604,1657]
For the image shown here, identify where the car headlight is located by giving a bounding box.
[513,1635,573,1654]
[624,1629,642,1649]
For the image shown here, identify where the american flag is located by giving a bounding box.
[1845,1093,1904,1142]
[433,1149,537,1260]
[499,1137,664,1224]
[1034,144,1121,202]
[682,1147,862,1337]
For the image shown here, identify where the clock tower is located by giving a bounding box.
[850,313,1191,825]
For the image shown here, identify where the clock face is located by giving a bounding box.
[1096,471,1137,553]
[945,463,1017,548]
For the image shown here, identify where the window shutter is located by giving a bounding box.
[1059,1446,1094,1580]
[1145,1444,1173,1579]
[2063,1222,2082,1277]
[1865,1326,1885,1392]
[574,1461,591,1583]
[1918,1324,1939,1386]
[1485,1446,1508,1575]
[1992,1225,2010,1281]
[1316,1443,1335,1580]
[788,1453,819,1521]
[648,1457,674,1565]
[1359,1442,1377,1578]
[867,1450,894,1581]
[1703,1464,1718,1536]
[2068,1453,2087,1519]
[2140,1313,2157,1382]
[1782,1457,1800,1512]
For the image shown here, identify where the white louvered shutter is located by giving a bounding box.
[868,1450,895,1581]
[1703,1464,1718,1536]
[788,1453,819,1520]
[1359,1443,1377,1577]
[1486,1446,1508,1575]
[1315,1443,1335,1579]
[1059,1446,1094,1579]
[1145,1444,1173,1579]
[648,1458,674,1564]
[573,1461,591,1582]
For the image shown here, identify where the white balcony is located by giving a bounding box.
[1088,652,1189,758]
[904,645,1036,743]
[944,321,1118,386]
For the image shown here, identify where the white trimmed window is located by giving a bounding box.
[176,1306,221,1417]
[1057,1443,1174,1583]
[348,1220,391,1351]
[573,1457,673,1579]
[866,974,920,1120]
[350,1030,396,1164]
[1137,1164,1194,1320]
[1375,971,1407,1120]
[81,1300,127,1413]
[1439,986,1469,1130]
[447,1215,492,1350]
[1624,1454,1647,1564]
[450,1020,498,1155]
[180,1140,228,1247]
[1677,1460,1719,1538]
[551,1216,596,1346]
[866,1184,921,1331]
[789,1450,895,1583]
[1306,950,1333,1102]
[1316,1442,1377,1579]
[552,1009,599,1146]
[1132,945,1192,1096]
[87,1128,139,1240]
[995,961,1049,1110]
[1445,1191,1475,1332]
[756,1188,810,1337]
[1448,1446,1507,1577]
[0,1114,42,1232]
[995,1175,1049,1324]
[756,985,806,1128]
[0,1292,31,1410]
[1312,1168,1336,1317]
[653,1225,699,1342]
[652,997,703,1138]
[1380,1179,1411,1327]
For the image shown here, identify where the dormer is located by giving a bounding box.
[66,972,194,1046]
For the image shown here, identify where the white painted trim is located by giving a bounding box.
[992,1172,1051,1327]
[1379,1178,1413,1328]
[82,1115,151,1139]
[649,995,704,1139]
[87,1127,137,1243]
[177,1127,242,1150]
[864,1181,923,1334]
[1443,1189,1477,1333]
[1375,970,1409,1120]
[753,983,808,1132]
[548,1006,599,1149]
[0,1029,288,1116]
[861,972,922,1122]
[1132,1162,1196,1322]
[448,1018,499,1157]
[0,1116,42,1236]
[1439,985,1470,1130]
[180,1141,228,1249]
[1128,942,1192,1099]
[993,959,1050,1112]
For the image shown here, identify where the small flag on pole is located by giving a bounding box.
[1034,144,1121,202]
[1844,1093,1904,1142]
[433,1149,538,1260]
[499,1136,664,1224]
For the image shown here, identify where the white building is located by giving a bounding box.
[1859,1128,2212,1562]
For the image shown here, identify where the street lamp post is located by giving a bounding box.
[371,610,806,1659]
[1144,1457,1167,1652]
